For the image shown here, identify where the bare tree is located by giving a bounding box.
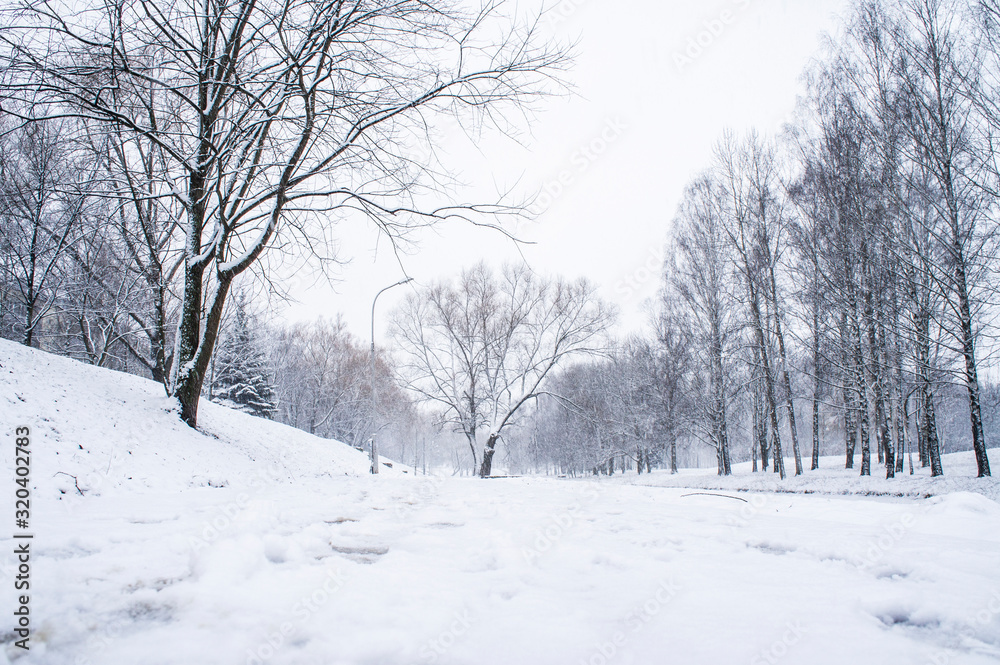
[88,126,185,384]
[787,176,829,472]
[893,0,993,476]
[716,132,799,478]
[391,262,613,478]
[49,210,150,370]
[669,176,738,476]
[271,316,368,444]
[0,118,88,348]
[653,291,692,474]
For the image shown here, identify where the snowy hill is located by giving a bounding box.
[0,339,405,499]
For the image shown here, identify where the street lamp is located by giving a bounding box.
[369,277,413,474]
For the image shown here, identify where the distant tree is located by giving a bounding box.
[716,130,801,478]
[787,167,832,472]
[653,291,692,474]
[392,262,614,477]
[604,338,662,474]
[0,119,88,347]
[668,176,739,476]
[269,315,412,450]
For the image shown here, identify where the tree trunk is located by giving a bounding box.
[917,393,928,468]
[173,276,233,427]
[771,278,803,476]
[753,344,769,472]
[23,296,35,348]
[889,285,907,477]
[812,384,821,472]
[855,316,871,477]
[748,292,783,479]
[479,433,499,477]
[467,430,479,474]
[23,234,38,348]
[171,180,209,427]
[914,308,933,469]
[148,269,170,385]
[893,358,906,475]
[711,312,733,477]
[863,290,890,476]
[721,418,732,476]
[845,396,857,469]
[811,307,821,471]
[860,396,872,477]
[924,385,944,476]
[670,430,678,474]
[957,272,991,477]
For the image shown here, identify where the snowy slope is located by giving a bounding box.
[0,339,406,499]
[2,341,1000,665]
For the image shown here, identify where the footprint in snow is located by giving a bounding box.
[329,544,389,564]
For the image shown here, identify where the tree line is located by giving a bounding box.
[519,0,1000,480]
[6,0,1000,480]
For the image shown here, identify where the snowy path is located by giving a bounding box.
[8,475,1000,665]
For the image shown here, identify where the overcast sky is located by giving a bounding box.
[278,0,852,343]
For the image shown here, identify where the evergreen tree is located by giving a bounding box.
[209,292,277,419]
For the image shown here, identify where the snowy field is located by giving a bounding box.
[3,341,1000,665]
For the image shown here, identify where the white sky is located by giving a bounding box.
[278,0,852,344]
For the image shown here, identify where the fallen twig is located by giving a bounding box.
[681,492,748,503]
[54,472,85,496]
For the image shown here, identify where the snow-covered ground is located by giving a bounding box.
[615,450,1000,503]
[3,340,1000,665]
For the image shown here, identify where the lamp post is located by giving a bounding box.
[369,277,413,474]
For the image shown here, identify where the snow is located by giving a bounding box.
[0,339,404,499]
[3,339,1000,665]
[614,453,1000,503]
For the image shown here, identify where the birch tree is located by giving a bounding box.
[715,133,798,478]
[893,0,993,476]
[669,176,738,476]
